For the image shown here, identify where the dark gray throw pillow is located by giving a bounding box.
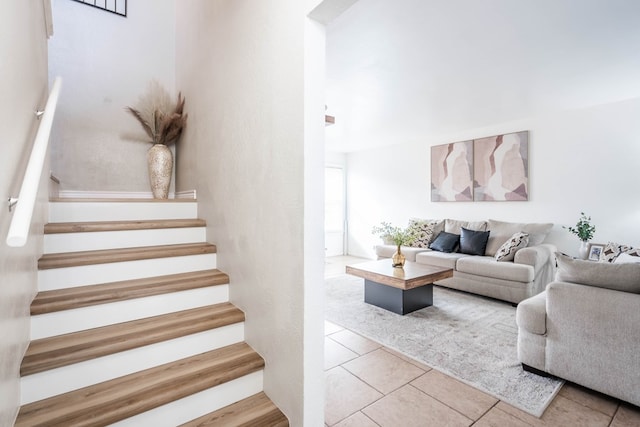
[430,231,460,253]
[459,227,491,256]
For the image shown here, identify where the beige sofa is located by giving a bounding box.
[376,218,556,304]
[516,253,640,406]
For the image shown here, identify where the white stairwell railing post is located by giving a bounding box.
[6,76,62,247]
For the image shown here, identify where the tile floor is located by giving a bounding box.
[324,256,640,426]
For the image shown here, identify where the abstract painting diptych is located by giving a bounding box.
[431,131,529,202]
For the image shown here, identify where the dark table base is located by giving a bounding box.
[364,279,433,315]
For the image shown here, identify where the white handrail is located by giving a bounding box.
[6,77,62,247]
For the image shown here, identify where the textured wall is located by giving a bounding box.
[346,98,640,259]
[175,1,326,425]
[0,1,50,424]
[48,0,176,193]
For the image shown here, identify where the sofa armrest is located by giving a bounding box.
[514,244,556,271]
[516,291,547,335]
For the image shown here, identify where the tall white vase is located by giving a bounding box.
[147,144,173,199]
[578,241,589,260]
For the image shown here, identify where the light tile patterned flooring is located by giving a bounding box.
[324,256,640,426]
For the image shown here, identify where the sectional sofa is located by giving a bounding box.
[375,218,556,304]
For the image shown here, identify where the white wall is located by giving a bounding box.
[347,98,640,259]
[304,15,328,425]
[175,1,325,425]
[0,1,50,424]
[48,0,176,193]
[326,150,346,167]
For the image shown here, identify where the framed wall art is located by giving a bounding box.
[430,140,473,202]
[473,131,529,201]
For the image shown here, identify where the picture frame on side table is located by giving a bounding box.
[587,243,605,261]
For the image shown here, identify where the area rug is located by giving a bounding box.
[325,274,563,417]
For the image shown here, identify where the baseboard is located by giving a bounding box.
[57,190,197,200]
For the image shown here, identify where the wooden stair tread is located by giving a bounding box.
[44,218,206,234]
[16,342,263,427]
[31,270,229,315]
[180,392,288,426]
[22,302,244,376]
[38,242,216,270]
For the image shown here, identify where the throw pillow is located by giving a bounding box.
[494,232,530,262]
[406,219,444,248]
[602,242,640,263]
[614,253,640,264]
[555,252,640,293]
[602,242,621,262]
[430,231,460,253]
[459,227,490,256]
[485,219,553,256]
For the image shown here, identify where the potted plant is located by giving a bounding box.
[373,222,414,267]
[563,212,596,259]
[372,222,396,245]
[126,81,187,199]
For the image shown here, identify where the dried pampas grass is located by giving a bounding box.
[126,80,187,146]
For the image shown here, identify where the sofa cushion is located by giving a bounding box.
[459,227,490,256]
[430,231,460,253]
[416,251,470,269]
[444,219,487,234]
[485,219,553,256]
[456,256,535,282]
[601,241,640,263]
[407,219,444,248]
[375,245,430,262]
[555,252,640,293]
[495,232,530,262]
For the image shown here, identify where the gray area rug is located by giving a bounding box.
[325,274,563,417]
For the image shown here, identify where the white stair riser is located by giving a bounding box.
[44,228,207,253]
[49,202,198,222]
[31,285,229,339]
[21,324,245,404]
[111,371,264,427]
[38,253,217,291]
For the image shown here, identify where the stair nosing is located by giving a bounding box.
[17,343,263,427]
[179,392,289,427]
[44,219,207,234]
[31,269,229,315]
[38,243,217,270]
[22,303,245,376]
[49,198,197,203]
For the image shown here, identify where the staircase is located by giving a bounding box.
[16,199,288,426]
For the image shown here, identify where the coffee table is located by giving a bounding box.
[345,259,454,315]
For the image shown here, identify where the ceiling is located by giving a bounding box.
[325,0,640,152]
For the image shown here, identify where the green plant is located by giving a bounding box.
[564,212,596,242]
[372,222,414,246]
[127,80,187,146]
[372,222,395,239]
